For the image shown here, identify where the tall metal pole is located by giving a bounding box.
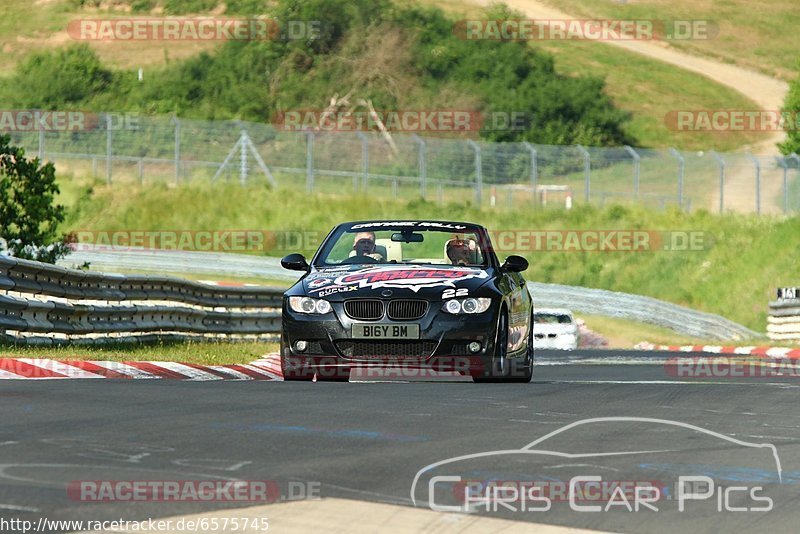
[746,153,760,215]
[239,130,248,185]
[710,150,726,214]
[306,131,314,193]
[523,142,537,205]
[105,113,113,185]
[576,145,590,202]
[467,140,482,205]
[777,156,789,215]
[624,145,640,199]
[413,134,427,198]
[172,117,181,185]
[38,122,45,161]
[668,148,684,210]
[357,132,369,191]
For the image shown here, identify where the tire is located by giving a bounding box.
[504,318,534,383]
[473,309,533,383]
[473,310,510,383]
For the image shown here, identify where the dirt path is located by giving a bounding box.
[473,0,791,213]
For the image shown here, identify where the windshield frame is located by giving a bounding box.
[311,221,498,269]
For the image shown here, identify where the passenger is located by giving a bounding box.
[446,238,477,266]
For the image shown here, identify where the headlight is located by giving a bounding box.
[289,296,332,314]
[442,298,492,314]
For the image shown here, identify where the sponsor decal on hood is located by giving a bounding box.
[323,265,488,293]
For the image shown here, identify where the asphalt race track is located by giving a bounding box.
[2,350,800,533]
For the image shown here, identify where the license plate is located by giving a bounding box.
[352,323,420,339]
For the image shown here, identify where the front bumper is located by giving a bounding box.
[281,300,500,375]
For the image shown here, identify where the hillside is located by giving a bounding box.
[0,0,772,151]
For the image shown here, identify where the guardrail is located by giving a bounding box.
[768,291,800,341]
[0,255,284,345]
[16,248,763,343]
[530,282,761,341]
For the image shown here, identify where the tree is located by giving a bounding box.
[0,135,71,263]
[779,71,800,155]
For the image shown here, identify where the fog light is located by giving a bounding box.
[468,341,482,353]
[294,340,308,352]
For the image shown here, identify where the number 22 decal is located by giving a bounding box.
[442,288,469,299]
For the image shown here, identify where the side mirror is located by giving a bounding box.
[501,255,528,273]
[281,253,309,272]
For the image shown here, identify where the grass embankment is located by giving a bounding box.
[533,0,800,81]
[0,341,278,365]
[0,0,768,151]
[420,0,766,152]
[577,315,777,350]
[60,179,800,333]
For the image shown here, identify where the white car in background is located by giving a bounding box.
[532,308,579,350]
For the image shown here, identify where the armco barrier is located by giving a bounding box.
[530,282,761,341]
[6,251,764,343]
[0,255,284,345]
[768,295,800,341]
[58,246,762,342]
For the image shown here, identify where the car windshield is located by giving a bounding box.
[316,224,487,267]
[534,313,573,324]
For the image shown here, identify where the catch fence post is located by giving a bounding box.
[523,142,537,205]
[710,150,726,213]
[624,145,640,199]
[576,145,590,202]
[668,148,684,210]
[467,140,482,205]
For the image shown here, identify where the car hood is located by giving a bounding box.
[302,264,493,301]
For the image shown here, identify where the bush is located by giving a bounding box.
[3,45,113,109]
[779,69,800,155]
[0,2,632,147]
[0,135,71,263]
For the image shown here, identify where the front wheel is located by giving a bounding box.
[473,310,533,383]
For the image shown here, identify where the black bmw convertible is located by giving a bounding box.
[280,220,534,382]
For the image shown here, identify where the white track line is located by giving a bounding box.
[0,503,41,512]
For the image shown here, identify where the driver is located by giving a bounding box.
[352,231,385,261]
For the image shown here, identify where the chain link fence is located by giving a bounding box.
[7,113,800,214]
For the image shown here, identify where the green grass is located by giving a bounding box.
[533,0,800,80]
[58,178,800,332]
[0,0,217,73]
[577,314,774,349]
[0,341,277,364]
[540,40,765,151]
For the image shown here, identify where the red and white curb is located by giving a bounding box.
[634,342,800,359]
[0,356,284,380]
